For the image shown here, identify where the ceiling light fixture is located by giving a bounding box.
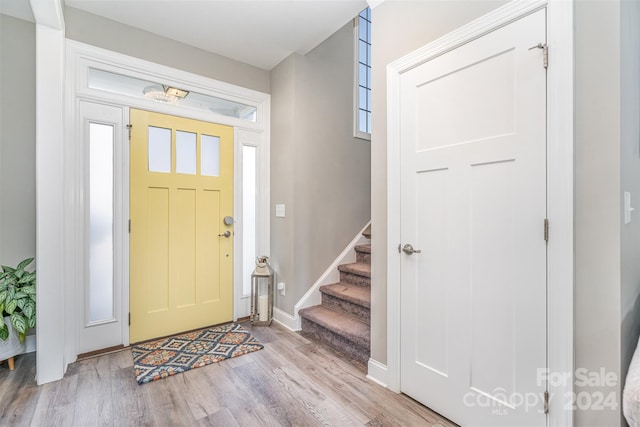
[143,84,189,103]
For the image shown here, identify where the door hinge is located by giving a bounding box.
[128,219,131,233]
[126,124,132,141]
[128,312,131,326]
[529,43,548,69]
[544,390,550,414]
[544,219,549,242]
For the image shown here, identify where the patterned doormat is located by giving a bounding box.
[132,323,263,384]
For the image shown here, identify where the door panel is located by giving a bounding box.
[400,9,547,426]
[130,109,234,343]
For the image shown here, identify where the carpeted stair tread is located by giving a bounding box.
[338,262,371,278]
[299,306,370,348]
[355,244,371,254]
[321,283,370,308]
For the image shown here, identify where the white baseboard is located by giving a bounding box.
[292,221,371,330]
[272,307,298,331]
[366,358,389,389]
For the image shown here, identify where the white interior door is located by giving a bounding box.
[399,9,547,426]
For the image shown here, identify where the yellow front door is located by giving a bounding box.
[129,109,234,343]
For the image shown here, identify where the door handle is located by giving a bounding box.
[218,230,231,238]
[402,244,422,255]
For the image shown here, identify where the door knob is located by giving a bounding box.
[402,244,422,255]
[218,230,231,238]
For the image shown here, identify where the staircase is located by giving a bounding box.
[299,241,371,366]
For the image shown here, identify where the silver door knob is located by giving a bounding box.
[402,244,422,255]
[218,230,231,238]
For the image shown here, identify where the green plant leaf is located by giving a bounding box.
[2,275,16,286]
[23,301,35,319]
[18,273,36,284]
[19,332,25,343]
[5,287,15,306]
[1,266,15,274]
[16,258,34,271]
[0,324,8,341]
[27,315,35,329]
[21,285,36,295]
[10,312,26,334]
[14,291,27,299]
[14,269,24,280]
[0,302,4,314]
[5,299,17,314]
[16,298,26,310]
[29,294,36,302]
[0,290,6,305]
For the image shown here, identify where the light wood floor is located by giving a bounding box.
[0,322,456,426]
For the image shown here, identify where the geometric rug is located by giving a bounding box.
[132,323,264,385]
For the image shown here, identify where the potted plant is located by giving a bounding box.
[0,258,36,369]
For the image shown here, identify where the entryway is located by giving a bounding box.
[394,8,548,426]
[70,43,271,364]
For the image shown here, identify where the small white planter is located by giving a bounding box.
[0,316,26,367]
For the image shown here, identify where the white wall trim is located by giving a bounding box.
[366,358,389,388]
[545,2,574,426]
[291,221,371,330]
[34,22,66,385]
[386,1,574,426]
[272,307,297,331]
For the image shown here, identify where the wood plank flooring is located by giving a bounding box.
[0,322,456,426]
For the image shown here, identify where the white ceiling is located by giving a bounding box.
[0,0,367,70]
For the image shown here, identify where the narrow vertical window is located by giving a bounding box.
[355,7,372,139]
[89,123,114,322]
[242,146,258,296]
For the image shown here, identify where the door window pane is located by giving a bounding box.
[242,145,257,296]
[89,123,114,322]
[148,126,171,173]
[201,134,220,176]
[176,130,196,175]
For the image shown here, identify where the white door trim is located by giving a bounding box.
[64,41,270,364]
[386,1,574,426]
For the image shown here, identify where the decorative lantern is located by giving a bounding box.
[251,256,274,326]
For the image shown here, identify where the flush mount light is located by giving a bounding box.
[164,86,189,98]
[143,84,189,103]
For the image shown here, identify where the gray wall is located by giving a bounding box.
[64,7,270,94]
[574,0,640,425]
[620,0,640,407]
[369,0,506,365]
[270,22,371,314]
[0,14,36,267]
[574,1,622,424]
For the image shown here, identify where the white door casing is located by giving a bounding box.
[386,1,574,425]
[398,8,546,427]
[66,41,270,359]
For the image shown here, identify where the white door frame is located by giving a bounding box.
[64,41,271,362]
[386,1,574,425]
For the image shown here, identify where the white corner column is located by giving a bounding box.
[31,0,66,384]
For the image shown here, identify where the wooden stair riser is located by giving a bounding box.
[321,293,370,324]
[300,318,369,365]
[339,271,370,288]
